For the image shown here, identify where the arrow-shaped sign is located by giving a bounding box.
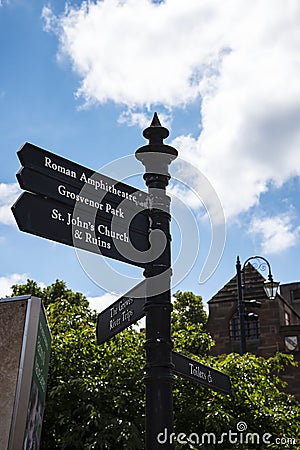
[172,351,231,394]
[12,192,149,268]
[17,142,149,209]
[96,280,146,344]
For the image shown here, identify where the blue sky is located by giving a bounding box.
[1,0,300,312]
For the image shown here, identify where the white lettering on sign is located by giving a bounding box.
[110,305,118,317]
[58,184,104,211]
[108,298,136,332]
[119,297,134,311]
[50,208,112,250]
[122,309,134,322]
[189,363,207,381]
[50,211,129,249]
[35,361,46,393]
[105,203,124,218]
[84,232,111,249]
[51,208,65,222]
[45,157,77,179]
[66,213,95,230]
[98,224,129,242]
[109,316,121,330]
[36,339,45,365]
[44,157,148,209]
[80,171,138,205]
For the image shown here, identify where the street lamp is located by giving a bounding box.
[236,255,279,354]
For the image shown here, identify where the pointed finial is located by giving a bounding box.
[143,112,169,142]
[135,112,178,162]
[150,112,162,127]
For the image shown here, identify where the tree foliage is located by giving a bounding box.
[10,282,300,449]
[172,291,213,357]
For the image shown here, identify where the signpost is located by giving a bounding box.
[11,115,231,450]
[96,281,146,344]
[172,351,231,395]
[135,114,178,450]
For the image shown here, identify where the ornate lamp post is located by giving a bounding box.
[236,255,280,354]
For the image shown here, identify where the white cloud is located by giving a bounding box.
[118,109,172,130]
[249,214,300,254]
[42,0,227,108]
[118,110,150,129]
[43,0,300,224]
[87,291,119,313]
[0,183,21,225]
[0,273,28,298]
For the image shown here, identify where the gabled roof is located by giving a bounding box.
[208,263,266,304]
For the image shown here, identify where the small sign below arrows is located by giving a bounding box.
[172,351,231,394]
[96,281,146,344]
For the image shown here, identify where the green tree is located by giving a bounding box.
[172,291,213,356]
[172,291,208,330]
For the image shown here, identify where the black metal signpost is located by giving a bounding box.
[135,114,178,450]
[12,114,231,450]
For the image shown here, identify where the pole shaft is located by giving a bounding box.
[144,200,174,449]
[236,256,246,354]
[136,114,177,449]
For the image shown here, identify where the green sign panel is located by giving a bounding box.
[23,306,51,449]
[32,308,52,402]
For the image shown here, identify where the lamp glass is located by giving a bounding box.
[264,280,279,299]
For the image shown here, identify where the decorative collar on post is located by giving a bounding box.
[135,113,178,188]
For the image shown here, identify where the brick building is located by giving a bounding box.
[207,263,300,400]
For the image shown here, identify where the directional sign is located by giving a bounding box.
[172,351,231,394]
[16,167,149,237]
[17,142,149,209]
[96,281,146,344]
[12,192,149,268]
